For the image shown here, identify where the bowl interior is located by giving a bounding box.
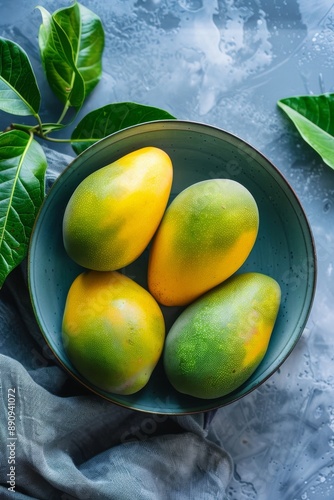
[28,120,316,414]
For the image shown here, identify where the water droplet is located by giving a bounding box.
[178,0,203,12]
[323,198,332,213]
[314,405,323,419]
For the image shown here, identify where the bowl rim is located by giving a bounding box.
[27,118,318,414]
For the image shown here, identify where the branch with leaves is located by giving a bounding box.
[0,1,175,288]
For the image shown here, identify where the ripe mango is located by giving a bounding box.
[63,147,173,271]
[163,272,281,399]
[62,270,165,395]
[148,179,259,306]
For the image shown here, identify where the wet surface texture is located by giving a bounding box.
[1,1,333,498]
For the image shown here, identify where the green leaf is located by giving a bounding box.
[54,2,104,97]
[0,38,41,117]
[71,102,176,154]
[278,94,334,170]
[0,130,47,288]
[38,5,85,111]
[37,1,104,111]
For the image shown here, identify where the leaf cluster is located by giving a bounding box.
[0,1,175,287]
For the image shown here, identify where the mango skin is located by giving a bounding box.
[148,179,259,306]
[163,272,281,399]
[62,270,165,395]
[63,147,173,271]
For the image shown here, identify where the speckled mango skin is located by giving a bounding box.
[148,179,259,306]
[62,270,165,395]
[63,147,173,271]
[163,272,281,399]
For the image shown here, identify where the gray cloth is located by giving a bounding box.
[0,147,232,499]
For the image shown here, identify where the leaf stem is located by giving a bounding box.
[10,123,34,133]
[9,122,63,142]
[57,102,70,125]
[39,136,73,143]
[35,112,44,130]
[10,112,44,136]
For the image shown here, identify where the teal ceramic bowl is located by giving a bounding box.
[28,120,316,414]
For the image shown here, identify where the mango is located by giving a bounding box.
[163,272,281,399]
[63,147,173,271]
[148,179,259,306]
[62,270,165,395]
